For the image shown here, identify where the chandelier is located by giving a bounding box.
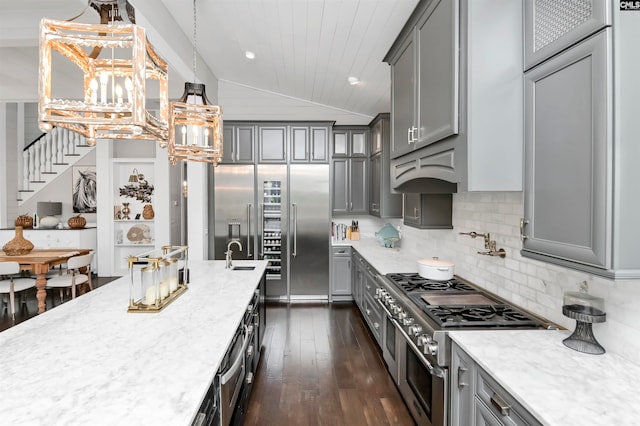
[167,0,223,166]
[38,0,169,146]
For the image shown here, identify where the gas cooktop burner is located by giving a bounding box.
[385,273,476,293]
[423,304,540,328]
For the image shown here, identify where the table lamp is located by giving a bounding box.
[37,202,62,228]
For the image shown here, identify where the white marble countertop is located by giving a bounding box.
[0,260,267,426]
[450,329,640,426]
[332,236,418,274]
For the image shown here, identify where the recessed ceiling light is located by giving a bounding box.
[348,76,360,85]
[245,51,255,59]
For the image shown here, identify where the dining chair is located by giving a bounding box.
[45,253,94,302]
[0,261,37,320]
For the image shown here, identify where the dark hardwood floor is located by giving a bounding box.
[0,276,119,332]
[244,302,415,426]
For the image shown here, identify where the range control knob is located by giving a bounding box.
[416,335,431,347]
[408,324,423,336]
[425,340,438,357]
[402,317,414,326]
[393,306,403,315]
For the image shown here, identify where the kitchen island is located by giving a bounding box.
[0,260,267,425]
[450,329,640,425]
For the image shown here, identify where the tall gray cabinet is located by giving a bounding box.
[522,3,640,279]
[331,126,369,215]
[369,114,402,218]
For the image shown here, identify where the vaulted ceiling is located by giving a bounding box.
[0,0,418,124]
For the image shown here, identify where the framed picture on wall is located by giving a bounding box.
[72,166,97,213]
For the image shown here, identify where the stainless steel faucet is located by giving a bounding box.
[225,240,243,268]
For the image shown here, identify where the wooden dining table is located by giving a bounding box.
[0,248,92,314]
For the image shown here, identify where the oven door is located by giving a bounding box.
[218,326,249,426]
[397,329,447,426]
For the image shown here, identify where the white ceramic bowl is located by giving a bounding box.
[417,258,455,280]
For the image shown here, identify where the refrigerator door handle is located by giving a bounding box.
[292,203,298,258]
[259,203,264,257]
[247,203,253,258]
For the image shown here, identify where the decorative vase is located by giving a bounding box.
[2,226,34,256]
[142,204,155,220]
[14,214,34,229]
[121,202,131,220]
[68,214,87,229]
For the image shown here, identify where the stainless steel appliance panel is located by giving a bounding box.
[257,165,288,299]
[213,165,256,261]
[288,164,330,298]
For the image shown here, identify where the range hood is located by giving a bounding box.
[390,146,458,194]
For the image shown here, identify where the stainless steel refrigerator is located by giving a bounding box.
[212,165,256,262]
[212,163,330,301]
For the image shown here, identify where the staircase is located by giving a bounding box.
[18,127,94,204]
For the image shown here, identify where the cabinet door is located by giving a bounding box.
[291,126,309,162]
[258,126,287,163]
[332,159,349,214]
[451,343,475,426]
[524,0,610,70]
[333,131,348,157]
[369,154,381,216]
[371,119,383,155]
[415,0,459,149]
[403,194,421,227]
[221,125,235,163]
[236,126,255,163]
[523,30,609,269]
[350,130,368,157]
[310,127,329,162]
[331,252,351,296]
[390,34,416,159]
[349,158,368,213]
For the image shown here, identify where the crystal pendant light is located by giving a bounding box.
[167,0,223,166]
[38,0,169,146]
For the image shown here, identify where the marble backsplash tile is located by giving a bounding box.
[334,191,640,363]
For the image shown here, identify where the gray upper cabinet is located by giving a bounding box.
[258,125,287,163]
[332,127,368,157]
[291,124,330,163]
[525,4,640,279]
[385,0,524,192]
[524,0,610,71]
[388,0,458,160]
[369,114,402,218]
[221,124,254,164]
[403,193,452,229]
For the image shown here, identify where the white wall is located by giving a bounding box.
[336,191,640,364]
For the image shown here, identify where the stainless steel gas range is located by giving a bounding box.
[375,273,556,426]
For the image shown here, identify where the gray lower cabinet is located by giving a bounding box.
[332,158,367,215]
[403,193,453,229]
[369,114,402,218]
[222,124,254,164]
[331,246,351,300]
[452,342,542,426]
[351,250,382,347]
[352,251,365,310]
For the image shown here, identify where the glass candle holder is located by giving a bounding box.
[141,265,159,306]
[158,260,171,299]
[167,258,179,292]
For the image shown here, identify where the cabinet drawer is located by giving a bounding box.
[363,292,382,346]
[475,368,542,426]
[332,246,351,257]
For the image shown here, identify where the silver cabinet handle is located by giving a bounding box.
[292,203,298,257]
[520,217,529,241]
[490,392,511,416]
[246,371,254,385]
[457,366,468,388]
[259,203,264,257]
[247,203,253,258]
[407,127,412,144]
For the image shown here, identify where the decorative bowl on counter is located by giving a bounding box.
[375,223,401,248]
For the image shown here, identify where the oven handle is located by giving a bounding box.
[221,332,249,385]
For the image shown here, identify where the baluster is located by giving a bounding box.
[55,130,63,164]
[22,150,30,190]
[28,146,35,183]
[45,134,52,172]
[63,129,71,156]
[69,130,77,156]
[40,139,46,179]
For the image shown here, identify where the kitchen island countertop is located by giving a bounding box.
[449,329,640,426]
[0,260,267,426]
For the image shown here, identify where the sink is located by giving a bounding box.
[232,266,255,271]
